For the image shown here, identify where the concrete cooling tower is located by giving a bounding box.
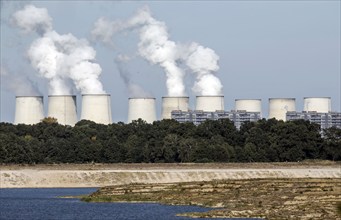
[303,97,331,113]
[80,94,112,124]
[14,96,44,125]
[161,96,189,119]
[196,96,224,111]
[128,98,157,123]
[268,98,296,121]
[235,99,262,115]
[47,95,77,126]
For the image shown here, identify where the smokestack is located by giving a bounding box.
[235,99,262,115]
[14,96,44,125]
[196,96,224,111]
[80,94,112,124]
[303,97,331,113]
[268,98,296,121]
[162,96,189,119]
[47,95,77,126]
[128,98,157,123]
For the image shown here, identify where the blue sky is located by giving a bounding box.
[1,1,340,123]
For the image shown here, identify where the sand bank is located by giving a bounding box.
[1,163,340,188]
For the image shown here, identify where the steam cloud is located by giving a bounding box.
[92,6,223,96]
[115,54,152,98]
[1,65,41,96]
[12,5,105,95]
[185,43,222,95]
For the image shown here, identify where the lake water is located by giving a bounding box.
[0,188,258,220]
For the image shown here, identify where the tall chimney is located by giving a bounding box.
[48,95,77,126]
[128,98,157,123]
[14,96,44,125]
[80,94,112,124]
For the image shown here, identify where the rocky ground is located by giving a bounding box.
[83,178,341,220]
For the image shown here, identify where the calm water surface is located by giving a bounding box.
[0,188,258,220]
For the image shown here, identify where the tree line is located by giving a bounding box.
[0,117,340,164]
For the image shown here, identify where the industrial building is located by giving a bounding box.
[285,97,340,130]
[286,111,341,129]
[14,96,44,125]
[80,94,112,124]
[196,96,224,111]
[171,110,261,129]
[128,98,157,123]
[268,98,296,121]
[303,97,331,113]
[47,95,77,126]
[161,96,189,119]
[235,99,262,117]
[11,93,341,128]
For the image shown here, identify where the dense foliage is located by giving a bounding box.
[0,118,340,164]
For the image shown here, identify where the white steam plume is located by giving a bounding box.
[92,6,223,96]
[1,65,41,96]
[12,4,105,95]
[27,35,71,95]
[92,6,186,97]
[137,18,186,96]
[185,43,223,95]
[115,54,152,98]
[12,4,52,35]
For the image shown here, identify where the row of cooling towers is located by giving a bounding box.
[15,95,112,126]
[14,95,333,125]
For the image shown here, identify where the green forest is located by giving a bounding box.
[0,118,340,164]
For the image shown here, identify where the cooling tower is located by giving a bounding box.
[161,96,189,119]
[303,97,331,113]
[47,95,77,126]
[14,96,44,125]
[235,99,262,114]
[268,98,296,121]
[196,96,224,111]
[80,94,112,124]
[128,98,157,123]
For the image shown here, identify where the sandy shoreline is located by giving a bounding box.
[1,163,340,188]
[1,161,340,170]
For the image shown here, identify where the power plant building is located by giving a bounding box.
[161,96,189,119]
[171,110,261,129]
[228,110,261,129]
[286,111,341,130]
[303,97,331,113]
[80,94,112,124]
[172,96,261,129]
[235,99,262,117]
[268,98,296,121]
[11,92,339,129]
[286,97,339,129]
[48,95,77,126]
[128,98,157,123]
[196,96,224,111]
[14,96,44,125]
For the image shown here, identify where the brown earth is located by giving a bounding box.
[83,178,341,220]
